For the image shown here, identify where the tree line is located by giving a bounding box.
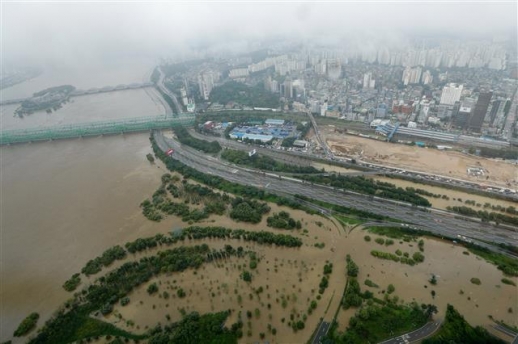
[14,312,39,337]
[148,311,240,343]
[299,175,432,207]
[221,148,319,174]
[81,245,127,276]
[447,205,518,226]
[173,126,222,154]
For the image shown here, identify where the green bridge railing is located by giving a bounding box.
[0,115,194,145]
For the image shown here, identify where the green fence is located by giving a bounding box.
[0,115,195,145]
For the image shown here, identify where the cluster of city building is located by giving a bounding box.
[163,38,517,147]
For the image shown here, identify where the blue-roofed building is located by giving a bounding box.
[265,119,285,126]
[229,132,245,139]
[242,134,274,142]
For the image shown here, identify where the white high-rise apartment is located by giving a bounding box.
[363,72,374,89]
[198,72,214,101]
[440,83,463,105]
[409,67,422,84]
[421,70,433,85]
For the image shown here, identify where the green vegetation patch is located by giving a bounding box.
[466,244,518,277]
[364,279,379,288]
[147,311,239,343]
[14,312,39,337]
[346,254,359,277]
[342,278,363,309]
[335,302,431,344]
[63,273,81,292]
[221,149,319,174]
[371,250,417,266]
[241,270,252,282]
[230,197,270,224]
[423,304,505,344]
[81,245,127,276]
[413,252,425,263]
[266,211,301,230]
[28,308,143,344]
[364,226,421,240]
[501,278,516,286]
[405,187,443,199]
[335,215,365,226]
[210,80,280,108]
[300,175,431,207]
[173,126,222,154]
[470,277,482,285]
[447,205,518,226]
[142,176,233,223]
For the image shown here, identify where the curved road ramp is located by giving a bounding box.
[378,321,441,344]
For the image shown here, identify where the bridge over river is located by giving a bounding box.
[0,114,194,145]
[0,82,155,106]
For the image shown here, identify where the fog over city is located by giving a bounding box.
[3,1,517,67]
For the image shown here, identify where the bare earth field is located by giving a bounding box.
[322,129,518,189]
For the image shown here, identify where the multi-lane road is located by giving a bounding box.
[379,321,441,344]
[312,321,330,344]
[154,131,518,253]
[156,67,184,115]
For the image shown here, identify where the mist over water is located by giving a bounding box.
[1,58,156,100]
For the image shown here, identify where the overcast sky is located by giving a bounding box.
[2,1,517,67]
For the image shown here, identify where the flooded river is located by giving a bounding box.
[0,134,175,342]
[0,60,173,342]
[2,59,155,100]
[1,87,166,130]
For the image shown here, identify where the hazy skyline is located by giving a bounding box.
[2,1,517,67]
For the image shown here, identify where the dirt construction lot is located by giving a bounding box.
[323,129,518,189]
